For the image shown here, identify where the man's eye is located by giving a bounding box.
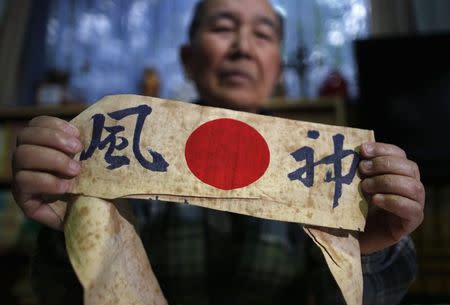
[255,31,274,41]
[212,25,233,32]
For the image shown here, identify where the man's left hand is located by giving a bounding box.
[358,142,425,255]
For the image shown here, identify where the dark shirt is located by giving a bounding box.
[32,199,417,305]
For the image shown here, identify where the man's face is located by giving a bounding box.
[184,0,282,112]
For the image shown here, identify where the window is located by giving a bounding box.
[45,0,369,103]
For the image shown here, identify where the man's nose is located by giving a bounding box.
[232,28,254,58]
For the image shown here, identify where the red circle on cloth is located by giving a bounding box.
[185,118,270,190]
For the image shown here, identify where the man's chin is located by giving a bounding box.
[214,93,265,113]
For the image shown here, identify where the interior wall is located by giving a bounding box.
[413,0,450,33]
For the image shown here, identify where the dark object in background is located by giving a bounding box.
[355,33,450,185]
[319,70,349,99]
[0,252,30,304]
[142,67,160,97]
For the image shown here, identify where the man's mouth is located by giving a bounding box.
[219,70,255,86]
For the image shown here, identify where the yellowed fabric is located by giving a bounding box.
[305,226,363,305]
[64,196,167,305]
[69,94,373,231]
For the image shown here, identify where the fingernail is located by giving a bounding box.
[361,160,373,171]
[364,143,374,156]
[69,160,81,174]
[67,138,81,151]
[65,124,80,137]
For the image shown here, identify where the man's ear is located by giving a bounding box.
[180,44,194,81]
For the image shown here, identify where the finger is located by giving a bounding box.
[19,198,64,231]
[359,156,420,180]
[361,174,425,203]
[14,170,72,198]
[14,144,81,177]
[17,127,82,155]
[360,142,406,159]
[371,194,424,224]
[28,116,80,138]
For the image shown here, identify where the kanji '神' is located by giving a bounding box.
[288,130,360,208]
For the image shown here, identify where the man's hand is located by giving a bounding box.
[12,116,82,230]
[358,142,425,255]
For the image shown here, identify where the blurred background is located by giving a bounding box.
[0,0,449,304]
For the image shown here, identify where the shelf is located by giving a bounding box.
[0,99,341,120]
[0,104,88,121]
[265,97,346,125]
[267,96,342,107]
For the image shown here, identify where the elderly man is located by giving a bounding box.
[12,0,424,304]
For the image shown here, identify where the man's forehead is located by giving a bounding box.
[202,0,279,22]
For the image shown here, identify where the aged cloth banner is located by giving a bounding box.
[60,95,375,305]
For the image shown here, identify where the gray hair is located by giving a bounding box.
[187,0,285,43]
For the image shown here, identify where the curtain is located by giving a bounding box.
[0,0,9,23]
[0,0,31,105]
[413,0,450,33]
[370,0,450,36]
[369,0,417,36]
[18,0,53,105]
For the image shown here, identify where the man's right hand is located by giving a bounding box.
[12,116,82,230]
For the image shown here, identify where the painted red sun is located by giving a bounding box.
[185,118,270,190]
